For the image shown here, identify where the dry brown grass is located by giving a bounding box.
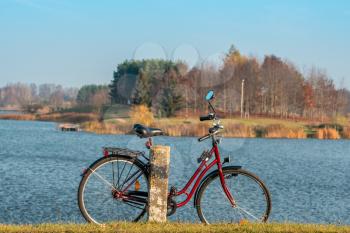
[37,113,98,123]
[2,111,349,140]
[265,124,306,139]
[154,122,209,137]
[0,112,98,123]
[81,121,133,134]
[224,123,255,138]
[80,120,315,139]
[341,127,350,139]
[0,222,350,233]
[315,128,341,140]
[0,114,36,121]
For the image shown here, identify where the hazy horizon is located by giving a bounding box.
[0,0,349,88]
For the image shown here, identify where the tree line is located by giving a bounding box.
[0,83,78,112]
[110,45,350,119]
[1,45,349,120]
[0,83,109,112]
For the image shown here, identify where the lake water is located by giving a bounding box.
[0,110,21,115]
[0,119,349,224]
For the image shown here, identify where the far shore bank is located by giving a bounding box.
[0,106,22,111]
[0,222,349,233]
[0,112,97,123]
[1,112,349,140]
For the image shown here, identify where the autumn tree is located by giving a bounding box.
[77,85,109,106]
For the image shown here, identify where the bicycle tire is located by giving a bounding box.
[78,156,149,224]
[195,167,271,224]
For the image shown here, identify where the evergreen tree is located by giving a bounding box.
[160,69,184,117]
[132,71,152,107]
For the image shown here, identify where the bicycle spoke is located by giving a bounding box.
[235,205,245,221]
[235,205,260,221]
[118,162,127,187]
[102,196,110,203]
[117,157,120,188]
[80,158,148,224]
[89,168,116,191]
[215,185,234,206]
[211,186,261,221]
[119,162,135,190]
[121,170,142,192]
[112,161,115,187]
[197,170,270,224]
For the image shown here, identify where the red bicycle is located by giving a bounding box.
[78,90,271,224]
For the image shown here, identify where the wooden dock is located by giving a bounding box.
[58,123,80,132]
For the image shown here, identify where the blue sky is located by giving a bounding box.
[0,0,349,88]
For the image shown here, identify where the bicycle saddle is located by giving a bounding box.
[133,124,164,138]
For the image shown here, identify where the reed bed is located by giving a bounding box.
[0,114,36,121]
[0,112,98,123]
[315,128,341,140]
[151,121,209,137]
[81,120,346,140]
[81,120,257,138]
[37,113,98,123]
[2,111,348,140]
[265,124,307,139]
[341,127,350,139]
[81,121,133,134]
[224,123,255,138]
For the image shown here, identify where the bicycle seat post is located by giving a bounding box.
[145,137,153,149]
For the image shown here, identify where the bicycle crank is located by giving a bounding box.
[167,198,177,216]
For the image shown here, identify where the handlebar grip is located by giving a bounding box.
[198,134,210,142]
[200,113,215,121]
[200,115,211,121]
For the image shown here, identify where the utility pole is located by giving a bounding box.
[241,79,245,118]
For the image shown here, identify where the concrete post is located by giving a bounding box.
[147,145,171,223]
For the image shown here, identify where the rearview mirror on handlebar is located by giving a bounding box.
[205,90,214,101]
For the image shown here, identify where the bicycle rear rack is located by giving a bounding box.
[103,147,149,161]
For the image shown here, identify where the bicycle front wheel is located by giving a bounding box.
[195,168,271,224]
[78,156,149,224]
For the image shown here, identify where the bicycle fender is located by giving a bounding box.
[193,165,241,207]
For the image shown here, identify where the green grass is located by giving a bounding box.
[59,105,98,113]
[0,223,349,233]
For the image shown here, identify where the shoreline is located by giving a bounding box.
[1,113,349,140]
[0,112,97,123]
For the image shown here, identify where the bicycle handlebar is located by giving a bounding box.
[198,125,223,142]
[198,134,211,142]
[199,113,215,121]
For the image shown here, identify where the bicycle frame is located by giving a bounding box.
[112,137,235,208]
[175,139,236,208]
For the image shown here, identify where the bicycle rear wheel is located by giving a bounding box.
[195,167,271,224]
[78,156,149,224]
